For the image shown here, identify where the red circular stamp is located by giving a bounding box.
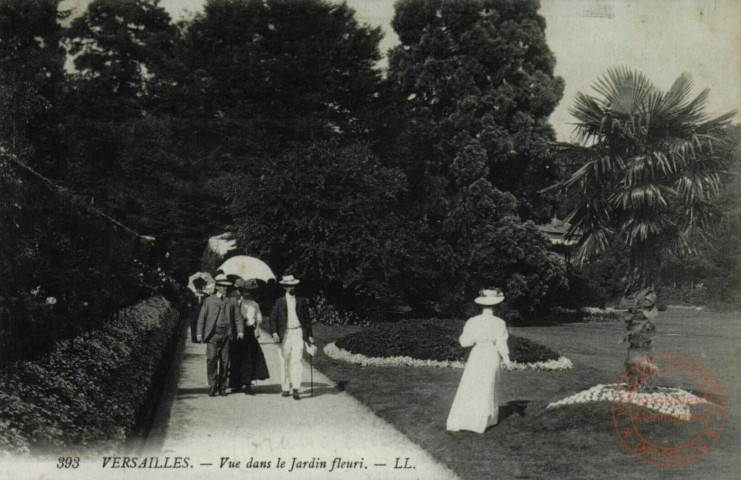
[611,353,726,467]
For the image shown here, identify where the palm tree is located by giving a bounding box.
[552,67,736,291]
[550,68,736,382]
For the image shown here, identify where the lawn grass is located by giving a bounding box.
[311,309,741,480]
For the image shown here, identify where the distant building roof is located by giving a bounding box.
[537,218,582,246]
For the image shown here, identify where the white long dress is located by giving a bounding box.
[446,311,510,433]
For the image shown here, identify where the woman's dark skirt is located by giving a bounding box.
[229,325,269,388]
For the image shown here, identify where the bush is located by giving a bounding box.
[334,318,560,364]
[0,296,179,455]
[226,140,410,306]
[309,295,370,327]
[0,155,175,361]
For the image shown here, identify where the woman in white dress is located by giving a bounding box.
[446,289,512,433]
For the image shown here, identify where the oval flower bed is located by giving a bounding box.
[324,318,572,371]
[546,384,708,417]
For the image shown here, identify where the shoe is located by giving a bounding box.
[245,386,255,396]
[208,386,217,397]
[292,389,300,400]
[281,391,291,397]
[219,389,228,396]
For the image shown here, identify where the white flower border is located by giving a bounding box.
[546,384,708,417]
[323,342,573,371]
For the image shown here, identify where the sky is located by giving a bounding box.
[61,0,741,142]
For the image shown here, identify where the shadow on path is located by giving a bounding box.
[497,399,531,423]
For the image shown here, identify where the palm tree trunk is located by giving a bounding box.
[622,285,658,389]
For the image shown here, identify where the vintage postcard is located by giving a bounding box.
[0,0,738,479]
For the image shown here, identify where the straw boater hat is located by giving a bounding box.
[475,289,505,306]
[235,278,259,290]
[279,275,300,286]
[214,273,233,287]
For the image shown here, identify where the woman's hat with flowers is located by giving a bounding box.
[475,288,505,306]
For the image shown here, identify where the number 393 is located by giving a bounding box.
[57,457,80,469]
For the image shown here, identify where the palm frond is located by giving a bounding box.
[593,67,655,116]
[652,151,677,176]
[693,110,737,135]
[558,67,733,280]
[663,72,694,112]
[675,171,724,204]
[622,214,675,246]
[569,93,606,143]
[610,183,671,211]
[680,88,712,125]
[573,229,612,266]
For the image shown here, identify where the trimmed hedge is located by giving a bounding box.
[0,296,179,456]
[334,318,560,364]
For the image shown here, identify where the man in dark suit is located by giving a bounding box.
[197,274,244,396]
[269,275,313,400]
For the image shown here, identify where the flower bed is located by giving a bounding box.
[546,384,708,417]
[323,342,572,370]
[579,307,626,322]
[0,296,180,456]
[326,318,572,370]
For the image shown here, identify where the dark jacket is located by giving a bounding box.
[197,294,244,342]
[269,295,312,342]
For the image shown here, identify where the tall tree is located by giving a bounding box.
[387,0,564,221]
[381,0,566,317]
[61,0,221,278]
[65,0,176,116]
[191,0,409,307]
[0,0,67,170]
[178,0,384,159]
[551,68,736,291]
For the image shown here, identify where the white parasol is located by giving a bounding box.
[217,255,276,282]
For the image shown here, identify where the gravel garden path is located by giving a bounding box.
[140,326,460,480]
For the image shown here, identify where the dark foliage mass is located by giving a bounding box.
[227,141,413,307]
[658,126,741,308]
[1,0,736,371]
[0,155,176,360]
[2,0,568,325]
[60,0,223,280]
[0,297,179,455]
[375,0,568,315]
[386,0,565,222]
[0,0,66,169]
[335,318,560,364]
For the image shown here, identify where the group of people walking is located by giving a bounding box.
[190,274,313,400]
[188,271,515,433]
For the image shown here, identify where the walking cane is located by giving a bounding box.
[310,353,313,397]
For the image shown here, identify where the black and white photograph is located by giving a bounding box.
[0,0,739,478]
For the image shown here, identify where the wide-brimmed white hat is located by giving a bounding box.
[214,273,234,287]
[279,275,300,286]
[475,289,505,306]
